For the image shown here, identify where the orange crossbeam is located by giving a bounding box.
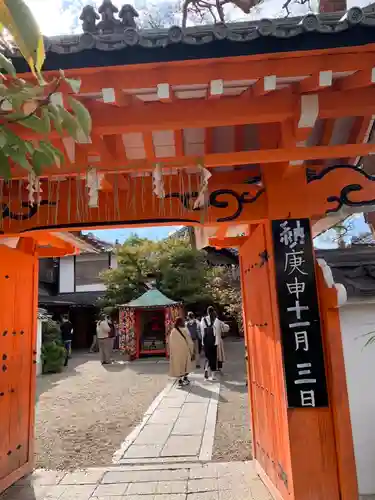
[10,87,375,141]
[11,143,375,179]
[209,236,248,248]
[339,68,375,91]
[18,50,375,95]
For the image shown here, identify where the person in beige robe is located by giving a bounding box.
[168,317,194,387]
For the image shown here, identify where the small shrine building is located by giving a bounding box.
[119,289,183,359]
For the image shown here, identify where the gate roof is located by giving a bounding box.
[4,5,375,236]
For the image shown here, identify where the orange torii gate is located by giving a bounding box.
[3,2,375,498]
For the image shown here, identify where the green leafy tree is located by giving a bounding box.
[157,239,211,304]
[101,236,211,306]
[102,235,243,330]
[0,0,92,177]
[206,266,244,334]
[101,236,160,306]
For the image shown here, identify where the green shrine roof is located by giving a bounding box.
[124,289,178,308]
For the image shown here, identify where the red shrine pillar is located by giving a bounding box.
[240,166,357,500]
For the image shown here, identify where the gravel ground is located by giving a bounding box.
[212,338,253,462]
[35,352,169,470]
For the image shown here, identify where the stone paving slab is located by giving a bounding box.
[114,375,220,464]
[0,461,272,500]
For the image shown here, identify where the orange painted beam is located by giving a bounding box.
[174,130,184,157]
[16,237,36,255]
[339,68,375,91]
[252,76,276,96]
[9,92,295,139]
[11,87,375,141]
[10,143,375,179]
[347,116,373,164]
[213,224,229,240]
[205,128,214,155]
[321,119,335,146]
[319,87,375,119]
[234,125,245,151]
[102,134,127,162]
[280,119,295,148]
[114,89,140,107]
[299,71,333,93]
[209,236,247,248]
[143,132,155,159]
[2,163,375,235]
[84,90,294,134]
[18,49,375,96]
[30,232,75,252]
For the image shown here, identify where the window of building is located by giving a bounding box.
[75,254,110,286]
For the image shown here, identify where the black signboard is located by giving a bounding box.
[272,218,329,408]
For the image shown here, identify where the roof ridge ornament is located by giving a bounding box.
[80,1,139,34]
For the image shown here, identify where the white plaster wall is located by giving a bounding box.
[110,253,118,270]
[36,319,43,376]
[340,301,375,495]
[59,256,74,293]
[59,252,114,294]
[76,283,106,292]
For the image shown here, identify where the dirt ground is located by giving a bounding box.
[35,353,169,470]
[212,338,253,462]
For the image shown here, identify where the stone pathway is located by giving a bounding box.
[1,374,273,500]
[1,461,273,499]
[113,375,220,465]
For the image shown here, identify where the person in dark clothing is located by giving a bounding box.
[60,315,73,367]
[185,311,202,368]
[201,307,218,380]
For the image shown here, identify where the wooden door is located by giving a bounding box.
[240,223,292,499]
[0,245,38,494]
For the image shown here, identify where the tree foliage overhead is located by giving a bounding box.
[157,238,212,304]
[0,0,92,179]
[101,235,160,305]
[101,235,218,307]
[206,265,243,333]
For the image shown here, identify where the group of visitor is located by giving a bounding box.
[60,314,119,368]
[168,307,229,388]
[59,307,229,381]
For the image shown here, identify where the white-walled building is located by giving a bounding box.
[39,232,117,348]
[317,246,375,498]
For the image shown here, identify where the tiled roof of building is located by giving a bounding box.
[317,246,375,297]
[39,291,105,306]
[123,289,179,308]
[70,231,113,252]
[10,5,375,71]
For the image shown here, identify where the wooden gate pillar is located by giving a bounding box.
[240,165,357,500]
[0,240,39,494]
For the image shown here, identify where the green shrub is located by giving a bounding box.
[41,319,66,374]
[41,341,66,373]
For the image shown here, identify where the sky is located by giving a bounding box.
[25,0,374,244]
[26,0,374,36]
[86,226,182,243]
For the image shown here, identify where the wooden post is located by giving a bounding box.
[239,164,358,499]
